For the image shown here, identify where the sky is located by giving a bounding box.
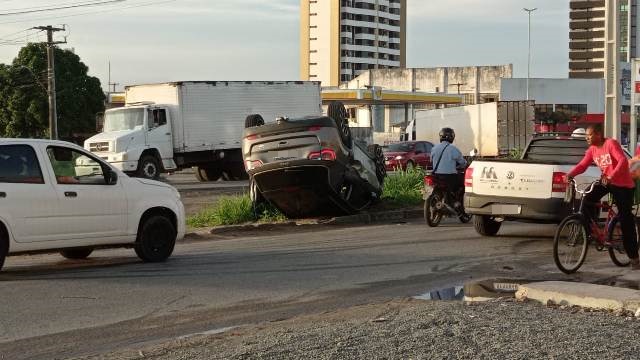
[0,0,569,91]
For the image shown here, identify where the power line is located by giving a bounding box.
[0,0,126,16]
[0,0,176,25]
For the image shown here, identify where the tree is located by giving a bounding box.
[0,43,105,140]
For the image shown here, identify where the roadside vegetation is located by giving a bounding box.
[187,195,286,228]
[381,167,425,206]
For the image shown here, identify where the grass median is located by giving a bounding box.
[187,170,425,228]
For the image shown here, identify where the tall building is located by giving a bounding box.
[569,0,637,78]
[300,0,406,87]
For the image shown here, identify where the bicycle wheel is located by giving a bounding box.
[553,214,589,274]
[607,217,634,267]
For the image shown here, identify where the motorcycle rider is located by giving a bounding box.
[430,127,467,208]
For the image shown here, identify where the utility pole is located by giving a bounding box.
[450,82,466,95]
[33,25,66,140]
[523,8,537,101]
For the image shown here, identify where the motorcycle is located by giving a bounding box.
[423,149,476,227]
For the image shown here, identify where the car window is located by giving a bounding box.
[47,146,109,185]
[523,139,588,163]
[424,142,434,153]
[0,144,44,184]
[387,143,414,152]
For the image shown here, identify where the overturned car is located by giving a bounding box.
[242,102,386,218]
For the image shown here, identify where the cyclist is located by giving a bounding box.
[566,124,639,269]
[430,127,467,208]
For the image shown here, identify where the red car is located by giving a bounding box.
[383,141,433,171]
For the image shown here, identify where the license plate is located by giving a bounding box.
[491,204,521,215]
[423,185,434,199]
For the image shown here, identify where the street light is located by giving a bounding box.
[523,7,537,101]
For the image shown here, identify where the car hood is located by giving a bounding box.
[134,178,176,191]
[85,129,141,143]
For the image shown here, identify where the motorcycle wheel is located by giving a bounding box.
[459,212,472,223]
[424,192,443,227]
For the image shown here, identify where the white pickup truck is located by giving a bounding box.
[0,138,185,271]
[464,134,628,236]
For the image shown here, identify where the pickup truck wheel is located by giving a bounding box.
[194,166,222,182]
[137,155,161,180]
[59,248,93,260]
[0,228,7,271]
[473,215,501,236]
[135,216,176,263]
[328,101,352,149]
[245,114,265,128]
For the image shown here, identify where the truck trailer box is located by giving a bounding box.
[407,101,535,157]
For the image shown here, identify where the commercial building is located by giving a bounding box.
[300,0,406,87]
[569,0,638,78]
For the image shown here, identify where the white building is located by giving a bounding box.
[300,0,406,87]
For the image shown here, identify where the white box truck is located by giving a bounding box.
[404,101,535,157]
[85,81,322,181]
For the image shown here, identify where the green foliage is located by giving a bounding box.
[0,43,105,139]
[382,167,425,206]
[508,148,524,159]
[187,194,288,228]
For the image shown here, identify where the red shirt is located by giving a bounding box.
[568,138,634,188]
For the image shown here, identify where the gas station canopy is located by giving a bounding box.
[321,88,464,106]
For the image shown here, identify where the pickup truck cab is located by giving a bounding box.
[0,138,185,271]
[464,134,629,236]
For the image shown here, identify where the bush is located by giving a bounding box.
[187,194,287,228]
[382,167,425,206]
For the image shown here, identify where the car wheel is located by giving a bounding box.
[0,227,7,271]
[59,248,93,260]
[245,114,265,128]
[135,215,176,263]
[473,215,501,236]
[194,166,222,182]
[367,144,386,184]
[137,155,161,179]
[405,161,415,172]
[328,101,353,149]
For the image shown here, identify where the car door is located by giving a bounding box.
[414,142,429,169]
[0,143,61,243]
[45,145,128,241]
[146,108,173,161]
[423,142,434,169]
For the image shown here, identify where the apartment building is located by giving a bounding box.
[569,0,637,78]
[300,0,407,87]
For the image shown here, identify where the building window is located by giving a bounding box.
[555,104,587,120]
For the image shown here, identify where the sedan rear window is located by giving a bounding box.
[0,145,44,184]
[386,143,415,152]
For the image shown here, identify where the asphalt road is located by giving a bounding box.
[0,219,630,359]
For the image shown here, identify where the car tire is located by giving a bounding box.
[367,144,386,184]
[59,248,93,260]
[245,114,265,128]
[328,101,352,149]
[137,155,161,180]
[473,215,501,236]
[135,215,176,263]
[194,166,222,182]
[0,227,7,271]
[405,161,415,172]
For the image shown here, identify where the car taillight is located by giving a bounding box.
[424,175,434,187]
[308,126,322,131]
[308,148,336,161]
[245,134,258,140]
[244,160,263,171]
[464,167,473,187]
[552,172,567,192]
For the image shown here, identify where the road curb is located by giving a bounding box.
[516,281,640,314]
[186,207,423,237]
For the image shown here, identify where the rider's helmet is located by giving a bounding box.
[439,127,455,143]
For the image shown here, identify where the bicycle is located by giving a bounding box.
[553,178,638,274]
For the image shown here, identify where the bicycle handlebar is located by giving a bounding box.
[568,178,601,195]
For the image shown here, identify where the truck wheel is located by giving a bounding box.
[194,166,222,182]
[473,215,501,236]
[0,227,7,271]
[245,114,265,128]
[135,215,176,263]
[137,155,161,180]
[59,248,93,260]
[328,101,352,149]
[223,164,249,181]
[367,144,386,184]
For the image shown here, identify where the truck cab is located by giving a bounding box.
[84,103,176,179]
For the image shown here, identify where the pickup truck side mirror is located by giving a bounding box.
[105,168,118,185]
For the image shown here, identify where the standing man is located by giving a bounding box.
[567,124,639,268]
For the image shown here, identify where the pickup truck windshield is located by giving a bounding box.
[103,108,144,132]
[523,138,588,163]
